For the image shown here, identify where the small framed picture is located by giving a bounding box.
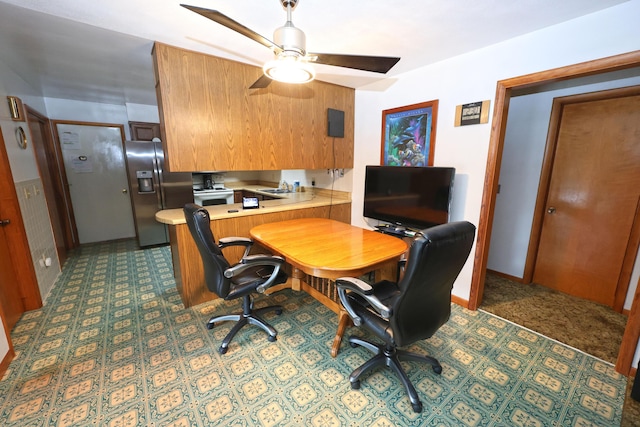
[380,100,438,167]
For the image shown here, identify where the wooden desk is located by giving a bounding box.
[250,218,408,356]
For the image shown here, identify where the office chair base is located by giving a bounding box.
[207,304,283,354]
[348,336,441,413]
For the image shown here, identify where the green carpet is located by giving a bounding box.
[0,240,627,426]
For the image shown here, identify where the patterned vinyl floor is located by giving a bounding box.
[0,239,627,426]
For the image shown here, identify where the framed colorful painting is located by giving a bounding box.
[380,100,438,166]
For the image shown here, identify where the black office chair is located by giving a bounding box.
[184,203,288,354]
[336,221,476,412]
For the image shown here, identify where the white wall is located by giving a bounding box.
[354,0,640,302]
[353,0,640,365]
[45,99,159,140]
[225,169,352,192]
[0,59,52,367]
[0,320,8,368]
[1,60,64,299]
[46,98,128,131]
[125,102,159,124]
[0,61,43,183]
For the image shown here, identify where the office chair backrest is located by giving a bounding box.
[184,203,232,298]
[391,221,476,347]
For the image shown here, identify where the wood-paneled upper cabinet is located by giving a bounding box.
[129,122,161,141]
[152,42,355,172]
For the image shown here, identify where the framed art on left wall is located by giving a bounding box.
[380,100,438,167]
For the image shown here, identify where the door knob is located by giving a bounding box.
[547,207,556,214]
[0,219,10,226]
[122,189,128,194]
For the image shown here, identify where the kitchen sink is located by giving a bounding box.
[259,188,289,194]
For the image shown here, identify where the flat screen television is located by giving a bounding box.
[363,165,455,230]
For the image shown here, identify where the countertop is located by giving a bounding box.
[155,185,350,225]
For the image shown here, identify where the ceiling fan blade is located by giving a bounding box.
[249,74,272,89]
[307,53,400,74]
[181,4,282,53]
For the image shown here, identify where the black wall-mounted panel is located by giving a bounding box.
[327,108,345,138]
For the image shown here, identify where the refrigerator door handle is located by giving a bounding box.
[153,140,167,210]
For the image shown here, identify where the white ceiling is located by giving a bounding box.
[0,0,630,105]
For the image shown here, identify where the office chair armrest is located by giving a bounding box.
[240,254,285,265]
[218,237,253,258]
[224,255,285,293]
[255,262,284,293]
[225,255,284,276]
[336,277,373,294]
[218,236,253,247]
[336,277,392,326]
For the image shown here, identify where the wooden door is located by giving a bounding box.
[0,224,22,330]
[54,122,135,244]
[129,122,161,141]
[533,93,640,307]
[0,128,40,329]
[26,107,67,264]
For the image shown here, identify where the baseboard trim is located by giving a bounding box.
[452,294,469,309]
[486,269,526,283]
[0,348,15,379]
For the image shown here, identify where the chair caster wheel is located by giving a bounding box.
[411,402,423,413]
[218,346,228,354]
[432,365,442,374]
[350,380,360,390]
[275,309,283,315]
[268,335,277,342]
[206,323,215,330]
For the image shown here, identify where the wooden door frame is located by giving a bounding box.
[0,296,15,377]
[468,49,640,375]
[25,106,72,260]
[524,87,640,311]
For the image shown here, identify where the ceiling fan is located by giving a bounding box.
[181,0,400,88]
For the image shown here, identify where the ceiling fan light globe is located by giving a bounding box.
[263,58,315,84]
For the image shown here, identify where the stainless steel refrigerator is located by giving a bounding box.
[124,139,193,247]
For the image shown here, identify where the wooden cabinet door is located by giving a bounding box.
[1,130,41,327]
[129,122,161,141]
[152,43,354,172]
[0,225,23,330]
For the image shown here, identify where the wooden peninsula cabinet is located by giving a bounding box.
[152,42,354,172]
[159,199,351,308]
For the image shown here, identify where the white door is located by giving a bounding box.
[57,123,135,244]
